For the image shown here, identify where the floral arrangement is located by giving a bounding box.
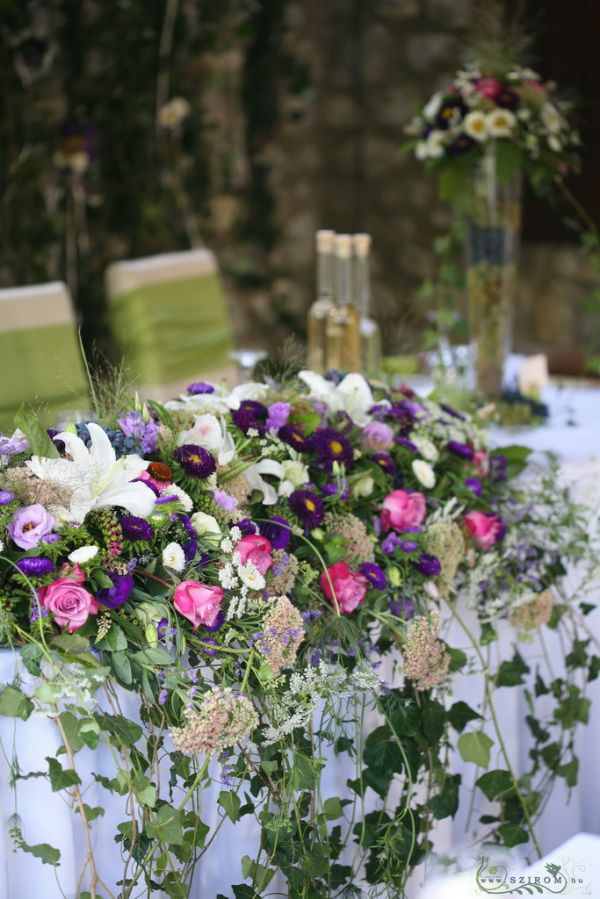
[0,370,595,898]
[406,62,580,200]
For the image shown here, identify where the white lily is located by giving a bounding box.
[26,422,155,523]
[244,459,284,506]
[177,413,236,465]
[299,371,385,427]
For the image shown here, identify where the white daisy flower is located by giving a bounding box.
[463,110,488,142]
[68,545,99,564]
[412,459,436,489]
[412,436,439,463]
[541,102,563,134]
[162,542,186,572]
[237,563,265,592]
[487,109,516,138]
[424,129,446,158]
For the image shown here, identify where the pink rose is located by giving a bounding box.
[464,511,504,550]
[173,580,224,630]
[381,490,426,533]
[320,562,368,614]
[474,77,503,99]
[361,421,394,452]
[39,578,99,632]
[234,535,273,575]
[59,563,86,585]
[473,451,489,477]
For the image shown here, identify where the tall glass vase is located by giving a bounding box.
[466,145,522,398]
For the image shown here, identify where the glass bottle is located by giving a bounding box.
[307,229,336,372]
[353,233,382,376]
[325,234,361,373]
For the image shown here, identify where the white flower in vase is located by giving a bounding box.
[487,108,516,137]
[541,102,563,134]
[463,110,489,142]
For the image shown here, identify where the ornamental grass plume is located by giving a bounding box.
[256,596,305,675]
[171,687,258,756]
[510,589,553,630]
[403,612,450,692]
[323,512,375,565]
[426,520,465,591]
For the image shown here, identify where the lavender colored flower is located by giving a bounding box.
[213,489,237,511]
[0,490,15,505]
[399,539,419,553]
[203,610,225,633]
[312,427,354,471]
[155,494,180,505]
[266,402,291,431]
[0,434,29,458]
[172,513,196,538]
[371,452,398,477]
[173,444,216,478]
[187,381,215,395]
[389,595,415,620]
[415,552,442,577]
[288,489,325,529]
[446,440,475,460]
[278,424,312,452]
[259,516,291,550]
[120,515,154,542]
[16,557,55,577]
[42,533,61,544]
[381,532,402,555]
[231,400,268,435]
[362,421,394,451]
[8,505,56,550]
[359,562,387,589]
[97,572,135,608]
[321,480,350,500]
[199,636,218,656]
[490,454,507,482]
[464,477,483,496]
[140,421,160,454]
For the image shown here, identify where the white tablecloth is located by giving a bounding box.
[2,382,600,898]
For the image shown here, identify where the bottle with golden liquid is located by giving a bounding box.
[353,233,382,376]
[307,229,336,372]
[325,233,361,373]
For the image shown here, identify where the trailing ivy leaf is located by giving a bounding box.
[133,647,173,666]
[80,804,105,822]
[146,804,184,846]
[232,886,257,899]
[497,444,532,478]
[589,656,600,682]
[566,639,590,669]
[14,406,59,458]
[496,652,529,687]
[241,856,275,889]
[96,713,142,746]
[447,646,468,672]
[429,774,460,819]
[448,701,482,733]
[290,754,322,791]
[99,626,128,653]
[480,622,497,646]
[558,758,579,787]
[497,822,529,847]
[47,757,81,791]
[10,826,60,866]
[218,790,241,823]
[20,644,42,677]
[0,686,33,720]
[457,731,493,769]
[323,797,345,820]
[58,711,85,753]
[110,651,132,685]
[422,699,445,743]
[476,769,513,801]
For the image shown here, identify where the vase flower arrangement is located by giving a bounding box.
[0,370,594,897]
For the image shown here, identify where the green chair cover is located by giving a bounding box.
[0,284,89,433]
[106,251,233,390]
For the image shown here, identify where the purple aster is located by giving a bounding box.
[288,489,325,529]
[236,518,259,537]
[490,454,507,482]
[359,562,387,589]
[447,441,475,460]
[465,477,483,496]
[42,533,61,544]
[399,539,419,553]
[435,96,467,129]
[278,424,312,453]
[183,538,198,563]
[173,444,216,478]
[415,552,442,577]
[16,557,55,577]
[231,400,268,435]
[203,610,225,633]
[371,452,398,477]
[312,427,354,471]
[259,516,291,550]
[0,490,15,505]
[266,402,291,431]
[97,572,135,608]
[47,429,66,454]
[120,515,154,542]
[395,436,418,453]
[187,381,215,395]
[389,595,415,620]
[448,134,476,155]
[171,513,196,538]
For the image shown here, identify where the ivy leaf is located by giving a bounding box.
[496,652,529,687]
[476,769,513,801]
[232,887,257,899]
[47,757,81,792]
[497,822,529,847]
[146,804,184,845]
[96,713,142,747]
[447,646,468,672]
[557,758,579,787]
[323,797,345,820]
[0,686,33,720]
[448,701,482,733]
[457,731,493,769]
[20,644,42,677]
[51,633,90,657]
[218,790,241,823]
[589,656,600,682]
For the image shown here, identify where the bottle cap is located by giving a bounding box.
[353,233,372,257]
[316,230,336,253]
[334,233,353,259]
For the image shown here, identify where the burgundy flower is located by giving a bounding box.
[173,445,216,478]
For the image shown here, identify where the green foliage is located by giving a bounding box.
[458,730,494,769]
[0,685,34,720]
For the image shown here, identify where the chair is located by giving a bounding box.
[105,249,235,400]
[0,282,89,433]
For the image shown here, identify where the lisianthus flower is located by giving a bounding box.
[8,504,56,550]
[187,381,215,395]
[447,441,475,460]
[361,421,394,451]
[266,402,291,431]
[191,511,221,537]
[173,444,216,478]
[320,561,368,614]
[97,572,134,608]
[0,490,15,505]
[288,489,325,529]
[464,511,505,550]
[389,595,415,620]
[121,515,154,542]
